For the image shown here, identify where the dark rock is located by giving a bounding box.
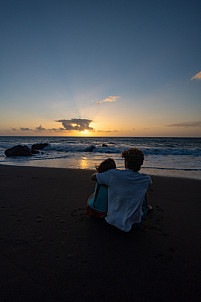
[31,149,40,154]
[102,144,108,147]
[84,145,95,152]
[5,145,33,157]
[31,143,49,150]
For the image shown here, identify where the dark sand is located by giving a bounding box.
[0,165,201,302]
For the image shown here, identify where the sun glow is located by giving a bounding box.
[81,129,90,135]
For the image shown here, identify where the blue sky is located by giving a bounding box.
[0,0,201,136]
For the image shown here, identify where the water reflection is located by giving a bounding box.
[79,157,92,170]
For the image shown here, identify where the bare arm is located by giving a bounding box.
[91,173,97,181]
[91,173,108,189]
[145,185,153,211]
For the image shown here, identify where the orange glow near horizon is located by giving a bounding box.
[1,118,201,137]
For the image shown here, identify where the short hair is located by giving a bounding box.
[96,158,116,173]
[121,148,144,172]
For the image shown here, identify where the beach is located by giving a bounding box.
[0,165,201,302]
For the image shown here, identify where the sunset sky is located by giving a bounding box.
[0,0,201,137]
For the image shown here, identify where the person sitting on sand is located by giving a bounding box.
[87,158,116,218]
[91,148,152,232]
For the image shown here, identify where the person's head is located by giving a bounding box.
[121,148,144,172]
[96,158,116,173]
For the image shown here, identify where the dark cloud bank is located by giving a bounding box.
[56,119,94,132]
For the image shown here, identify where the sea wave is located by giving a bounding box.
[45,144,201,156]
[0,136,200,179]
[1,141,201,157]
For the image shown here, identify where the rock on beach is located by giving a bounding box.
[31,143,49,150]
[5,145,33,157]
[5,143,49,157]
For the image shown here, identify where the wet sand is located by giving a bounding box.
[0,165,201,302]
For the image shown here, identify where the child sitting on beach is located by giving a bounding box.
[87,158,116,218]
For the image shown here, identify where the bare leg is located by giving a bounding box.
[86,193,106,218]
[87,193,94,207]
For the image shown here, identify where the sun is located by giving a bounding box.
[80,129,90,136]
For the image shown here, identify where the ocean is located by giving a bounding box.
[0,136,201,179]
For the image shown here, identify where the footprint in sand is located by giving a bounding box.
[71,208,86,216]
[154,253,173,264]
[162,232,169,237]
[34,215,43,222]
[71,208,86,223]
[155,205,164,212]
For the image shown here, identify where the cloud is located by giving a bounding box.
[13,125,66,133]
[56,118,94,132]
[36,125,46,131]
[166,121,201,128]
[96,130,120,133]
[97,96,119,104]
[191,71,201,80]
[96,129,133,133]
[48,127,66,132]
[20,127,31,131]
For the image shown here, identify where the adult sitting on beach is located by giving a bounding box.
[87,158,116,218]
[91,148,152,232]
